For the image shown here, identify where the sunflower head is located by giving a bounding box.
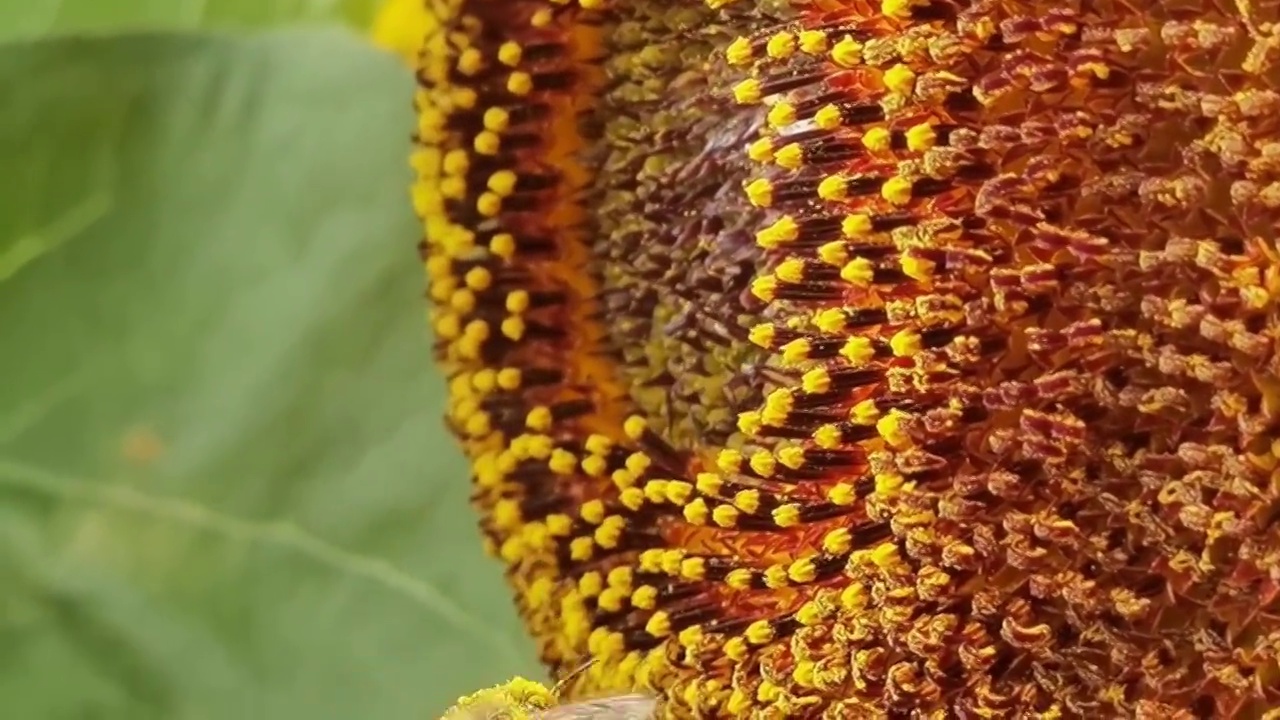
[412,0,1280,716]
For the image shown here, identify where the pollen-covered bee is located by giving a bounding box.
[439,676,657,720]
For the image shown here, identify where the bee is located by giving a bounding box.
[439,664,658,720]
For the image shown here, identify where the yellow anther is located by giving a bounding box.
[815,104,842,130]
[530,8,553,26]
[766,32,796,58]
[495,367,521,390]
[487,170,518,196]
[823,527,853,554]
[526,405,553,431]
[774,143,804,170]
[881,0,917,19]
[580,499,606,525]
[660,550,685,575]
[763,564,789,588]
[483,107,510,132]
[497,41,522,67]
[749,450,776,476]
[680,557,707,580]
[876,409,911,448]
[733,78,762,104]
[677,625,704,649]
[578,572,604,597]
[902,253,936,281]
[745,178,774,207]
[775,257,805,283]
[597,587,626,612]
[870,542,900,568]
[850,399,880,424]
[767,102,796,128]
[814,423,842,449]
[817,175,848,202]
[841,583,868,610]
[623,415,648,440]
[607,566,633,590]
[747,137,774,165]
[715,446,743,473]
[772,503,801,527]
[733,489,761,513]
[840,257,875,285]
[507,71,533,95]
[696,472,724,495]
[665,481,694,505]
[882,176,913,205]
[796,602,825,626]
[745,620,775,645]
[840,337,875,365]
[500,315,525,340]
[861,126,892,152]
[831,36,863,67]
[474,130,500,155]
[875,472,906,497]
[890,329,922,356]
[757,217,799,250]
[815,241,847,268]
[798,30,828,53]
[906,121,937,151]
[449,288,475,314]
[748,324,777,349]
[828,482,857,505]
[726,569,753,590]
[802,368,830,394]
[489,232,516,259]
[463,266,492,290]
[712,504,740,528]
[726,36,754,66]
[781,338,810,365]
[750,275,778,301]
[619,487,645,511]
[546,513,573,536]
[794,661,816,687]
[683,497,709,525]
[632,585,658,609]
[788,558,816,583]
[643,480,669,504]
[569,536,594,561]
[778,446,805,469]
[442,148,469,175]
[645,611,672,638]
[883,64,916,95]
[594,516,626,549]
[457,47,483,75]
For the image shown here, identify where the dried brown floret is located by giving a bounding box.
[414,0,1280,716]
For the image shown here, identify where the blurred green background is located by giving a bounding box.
[0,2,541,718]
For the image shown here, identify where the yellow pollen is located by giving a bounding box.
[745,178,774,207]
[726,36,753,66]
[883,64,917,95]
[881,176,913,205]
[765,32,796,58]
[831,36,863,67]
[733,78,762,104]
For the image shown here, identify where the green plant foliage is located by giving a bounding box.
[0,0,384,41]
[0,30,539,720]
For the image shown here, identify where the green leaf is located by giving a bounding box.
[0,30,539,720]
[0,0,385,42]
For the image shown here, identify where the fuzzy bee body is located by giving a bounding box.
[532,694,657,720]
[440,677,656,720]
